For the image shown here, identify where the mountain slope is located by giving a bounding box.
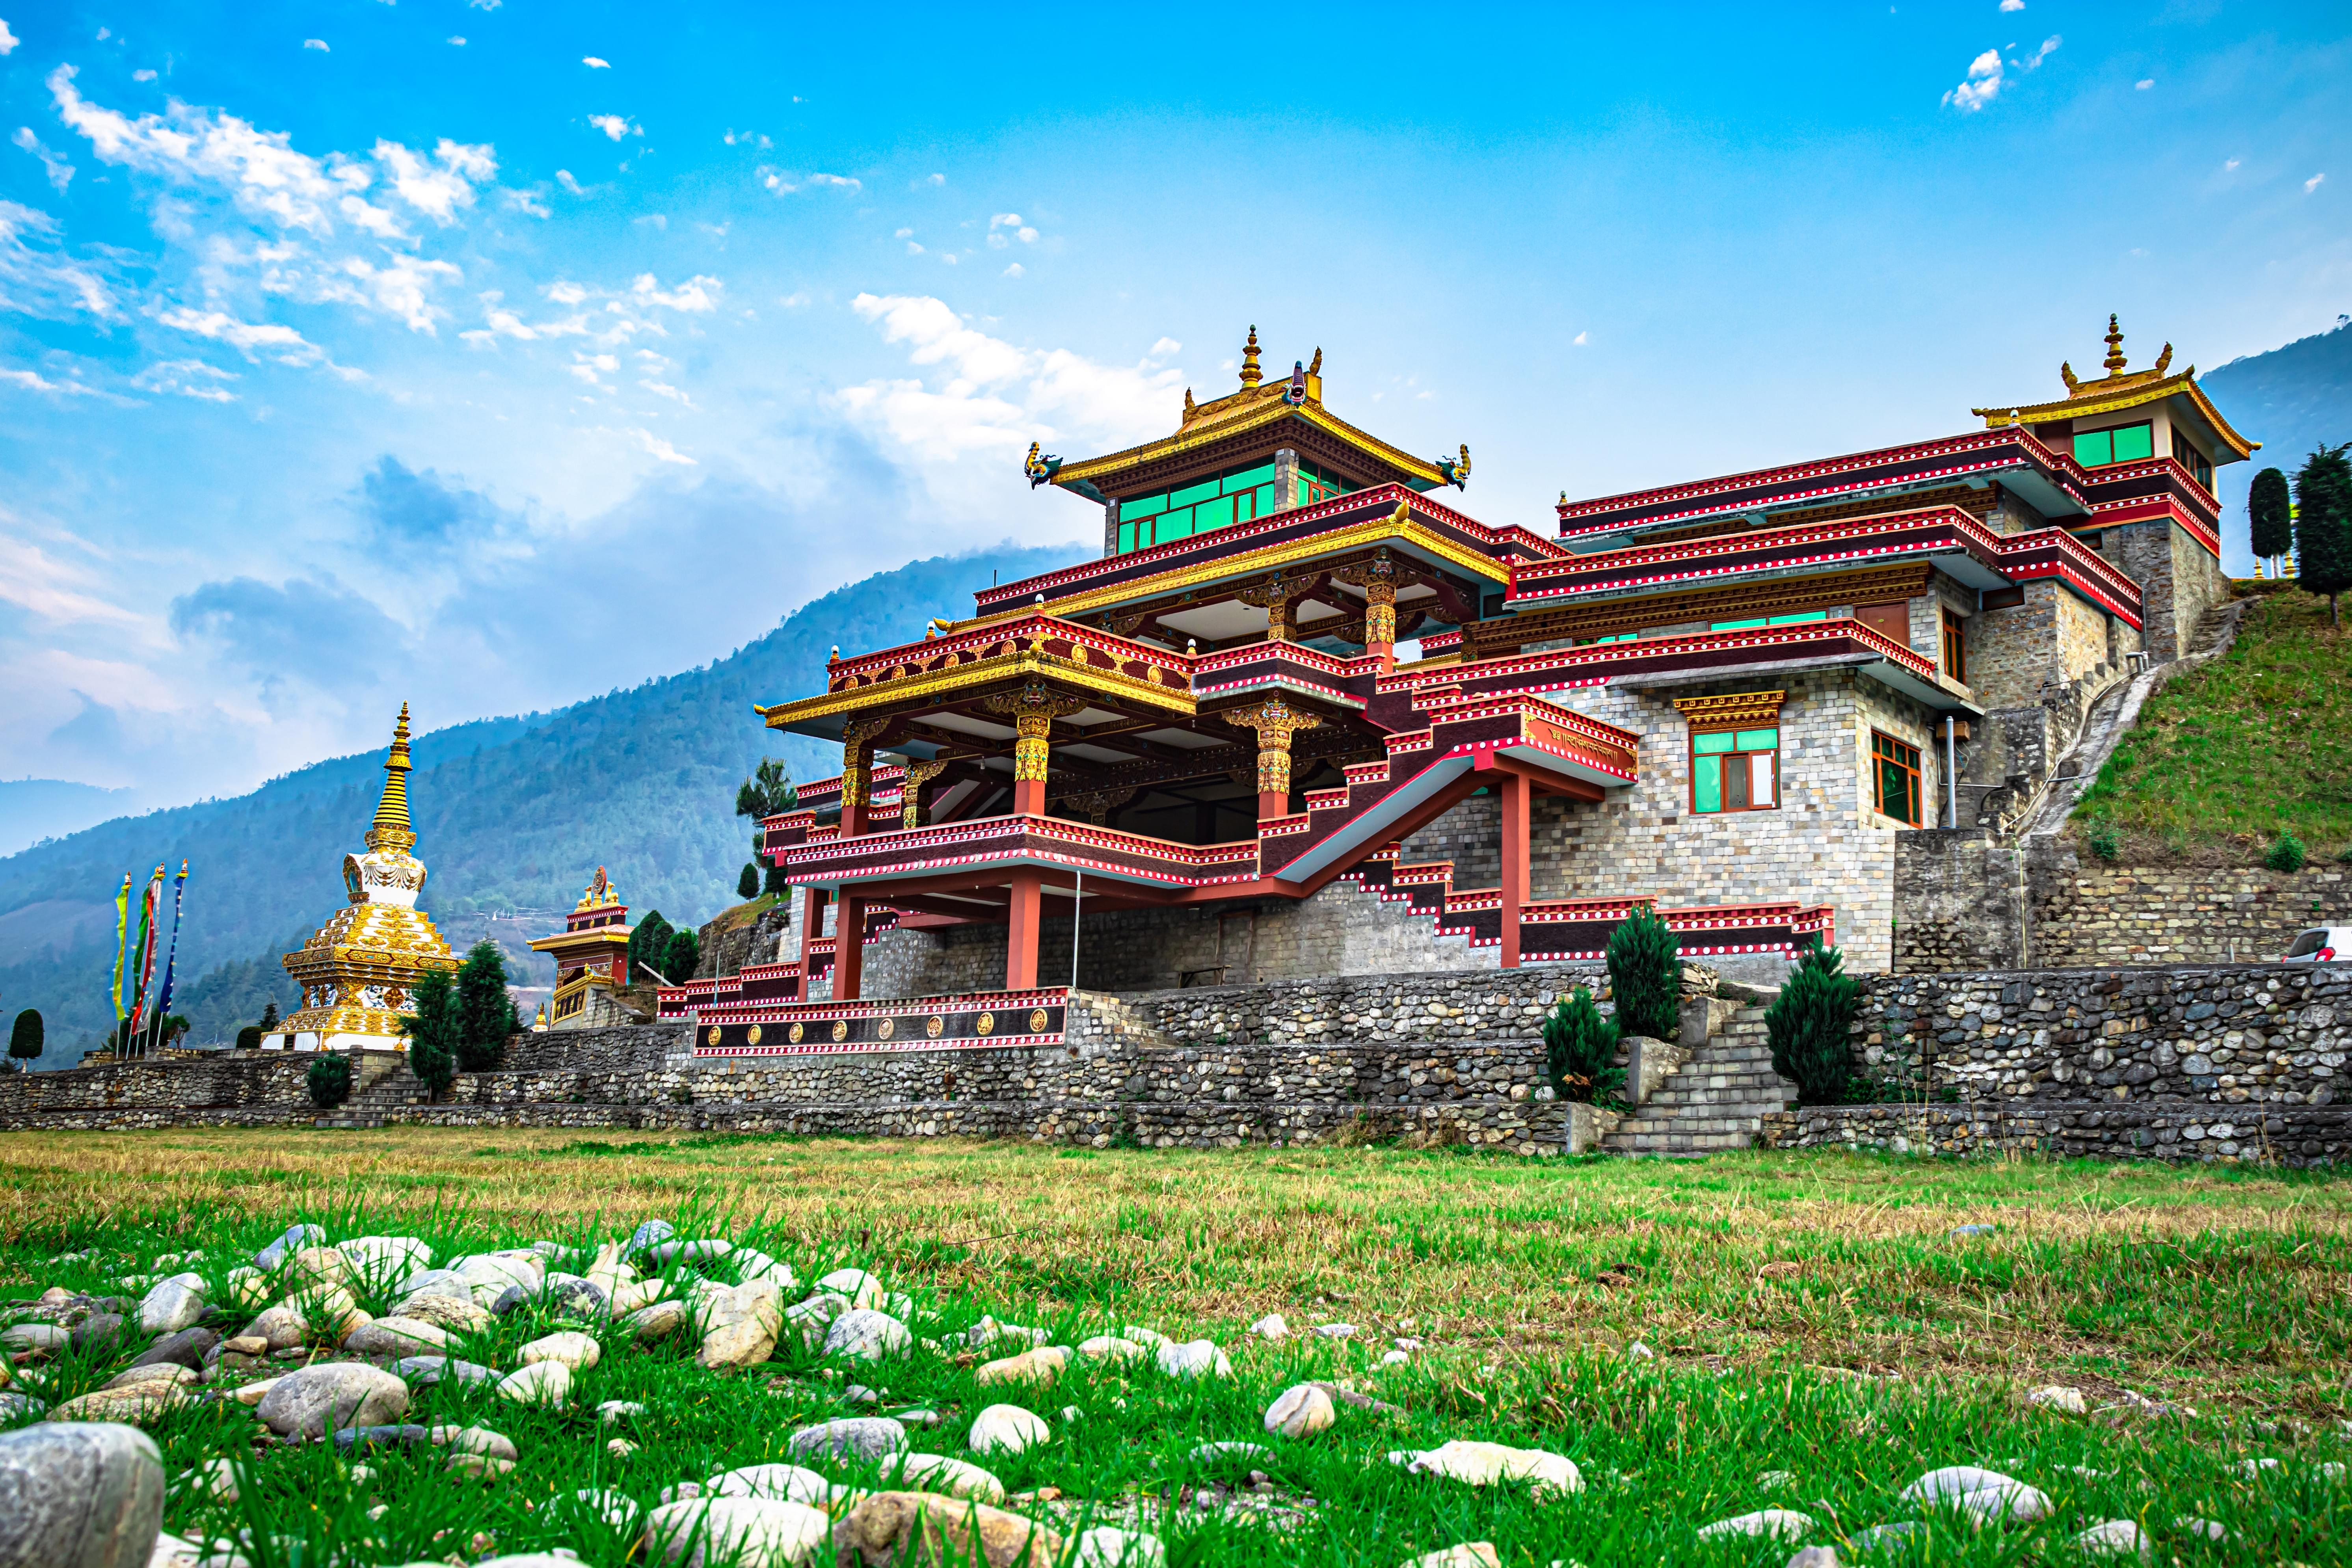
[2202,316,2352,564]
[0,541,1085,1052]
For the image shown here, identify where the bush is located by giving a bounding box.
[454,941,514,1072]
[737,863,760,900]
[628,910,674,985]
[661,926,700,984]
[401,968,460,1101]
[763,863,790,898]
[234,1025,263,1051]
[305,1053,354,1109]
[2086,817,2121,863]
[8,1008,42,1063]
[1606,906,1681,1039]
[1541,986,1624,1105]
[1765,943,1859,1107]
[2267,831,2308,873]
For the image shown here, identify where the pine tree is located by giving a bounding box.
[763,863,790,898]
[737,757,798,858]
[306,1053,354,1109]
[401,968,460,1101]
[1541,986,1624,1104]
[1765,943,1860,1105]
[235,1025,263,1051]
[2248,466,2293,577]
[7,1009,41,1067]
[454,941,512,1072]
[258,1001,279,1032]
[737,863,760,900]
[627,911,674,986]
[1606,906,1681,1039]
[661,926,700,984]
[2294,443,2352,628]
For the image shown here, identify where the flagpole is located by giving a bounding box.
[150,862,188,1053]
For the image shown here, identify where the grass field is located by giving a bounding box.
[2075,584,2352,863]
[4,1130,2350,1566]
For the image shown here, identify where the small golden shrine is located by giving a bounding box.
[264,704,458,1053]
[529,866,638,1027]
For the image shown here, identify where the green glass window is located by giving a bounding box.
[1170,476,1220,510]
[2111,423,2153,462]
[1769,611,1825,626]
[1871,731,1922,826]
[1712,618,1767,631]
[1224,461,1276,494]
[1714,611,1827,632]
[1692,727,1779,814]
[1122,491,1167,521]
[1194,494,1234,531]
[1118,521,1138,552]
[2072,422,2153,469]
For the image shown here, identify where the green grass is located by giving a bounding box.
[4,1133,2350,1566]
[2076,586,2352,861]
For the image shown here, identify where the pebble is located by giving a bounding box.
[254,1224,327,1270]
[434,1426,519,1462]
[1696,1510,1814,1542]
[1848,1522,1924,1553]
[1785,1548,1839,1568]
[1899,1467,2052,1524]
[566,1488,638,1531]
[975,1347,1067,1387]
[889,1453,1006,1504]
[1626,1341,1655,1361]
[102,1365,196,1392]
[390,1293,492,1333]
[1400,1548,1499,1568]
[787,1416,907,1463]
[833,1491,1060,1568]
[1076,1337,1143,1365]
[1389,1440,1584,1498]
[1189,1440,1273,1466]
[2028,1385,2088,1415]
[1265,1383,1336,1439]
[596,1400,647,1424]
[607,1439,638,1460]
[2073,1520,2151,1561]
[709,1464,835,1505]
[1756,1470,1796,1490]
[824,1309,912,1362]
[626,1220,676,1256]
[1075,1527,1165,1567]
[540,1276,609,1320]
[130,1328,218,1374]
[447,1453,515,1480]
[2232,1457,2279,1478]
[3,1324,69,1355]
[1247,1315,1289,1340]
[644,1496,831,1568]
[642,1239,733,1268]
[2173,1517,2226,1542]
[1154,1341,1231,1380]
[696,1282,783,1369]
[520,1331,602,1371]
[192,1456,238,1502]
[1313,1322,1356,1339]
[0,1422,165,1568]
[625,1300,689,1345]
[287,1248,356,1292]
[45,1386,192,1427]
[967,1404,1050,1457]
[390,1357,496,1388]
[71,1313,125,1358]
[338,1236,433,1276]
[814,1268,885,1309]
[1118,1326,1169,1348]
[344,1319,452,1359]
[254,1363,409,1439]
[220,1269,271,1311]
[1949,1224,1997,1237]
[0,1394,43,1421]
[331,1425,432,1455]
[1380,1350,1410,1367]
[497,1362,571,1408]
[136,1275,209,1337]
[733,1250,796,1289]
[896,1408,942,1428]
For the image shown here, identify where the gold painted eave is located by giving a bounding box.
[1054,401,1447,491]
[763,649,1197,732]
[1973,372,2259,459]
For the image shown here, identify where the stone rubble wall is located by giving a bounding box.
[1759,1101,2352,1168]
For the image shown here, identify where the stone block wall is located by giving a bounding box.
[2102,518,2225,664]
[1759,1101,2352,1167]
[1894,829,2028,971]
[1854,963,2349,1106]
[0,1053,310,1114]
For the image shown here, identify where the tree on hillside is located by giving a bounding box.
[8,1009,41,1070]
[737,863,760,900]
[628,910,674,985]
[2249,466,2293,578]
[661,926,700,984]
[454,941,513,1072]
[259,1001,279,1032]
[401,968,460,1101]
[763,863,790,898]
[736,757,799,846]
[2294,443,2352,627]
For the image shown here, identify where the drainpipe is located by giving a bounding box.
[1945,714,1958,829]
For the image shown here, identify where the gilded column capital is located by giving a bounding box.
[899,757,951,829]
[1220,697,1323,797]
[1237,573,1317,643]
[983,681,1089,783]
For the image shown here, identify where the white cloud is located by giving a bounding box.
[546,281,588,305]
[469,0,501,9]
[132,358,239,401]
[588,114,638,141]
[0,366,102,395]
[1002,262,1023,278]
[373,138,496,222]
[1573,330,1590,345]
[504,185,551,217]
[134,68,156,81]
[303,39,328,52]
[0,19,16,53]
[2309,173,2328,193]
[630,272,719,311]
[1943,48,2004,110]
[906,240,924,255]
[941,253,958,266]
[556,168,589,195]
[924,172,944,186]
[13,126,75,192]
[761,169,860,195]
[2135,78,2154,89]
[638,376,695,408]
[985,231,1006,249]
[2000,0,2023,10]
[989,212,1022,228]
[2017,34,2060,68]
[778,290,810,307]
[583,56,610,69]
[1149,337,1180,356]
[448,36,466,46]
[0,199,115,316]
[627,427,693,464]
[330,252,463,332]
[2225,158,2241,171]
[157,305,325,364]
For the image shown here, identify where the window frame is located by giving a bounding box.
[2072,420,2154,469]
[1690,725,1781,815]
[1870,729,1924,827]
[1940,608,1966,684]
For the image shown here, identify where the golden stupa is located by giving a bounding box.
[263,703,459,1053]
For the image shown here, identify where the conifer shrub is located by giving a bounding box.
[1541,986,1624,1105]
[455,941,514,1072]
[763,863,789,898]
[737,863,760,900]
[1606,906,1681,1039]
[2086,817,2122,863]
[1765,943,1859,1106]
[2267,831,2309,873]
[257,1001,279,1032]
[234,1025,262,1051]
[8,1008,41,1064]
[661,927,700,984]
[401,969,460,1101]
[628,911,674,984]
[305,1053,354,1109]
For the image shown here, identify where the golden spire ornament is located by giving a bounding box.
[1239,325,1262,387]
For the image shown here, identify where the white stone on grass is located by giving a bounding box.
[496,1361,571,1408]
[1076,1336,1143,1364]
[520,1330,602,1370]
[255,1224,326,1270]
[824,1309,912,1362]
[343,1318,452,1358]
[1265,1383,1336,1439]
[253,1363,409,1438]
[643,1495,831,1568]
[1899,1466,2052,1524]
[815,1268,884,1308]
[1399,1546,1500,1568]
[1248,1314,1289,1340]
[2073,1520,2151,1561]
[1189,1440,1272,1466]
[1626,1341,1655,1361]
[2172,1518,2226,1542]
[708,1464,835,1505]
[2028,1385,2088,1414]
[220,1269,272,1310]
[338,1236,433,1277]
[1381,1350,1410,1367]
[1313,1322,1356,1339]
[1388,1440,1583,1499]
[1154,1340,1230,1380]
[597,1400,647,1425]
[974,1347,1067,1386]
[1696,1510,1813,1542]
[1786,1548,1841,1568]
[566,1489,639,1531]
[1118,1325,1169,1348]
[887,1453,1005,1504]
[434,1426,519,1462]
[967,1404,1051,1457]
[137,1274,208,1336]
[697,1280,784,1369]
[1075,1527,1165,1568]
[786,1417,906,1464]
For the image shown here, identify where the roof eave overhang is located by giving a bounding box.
[1053,402,1449,494]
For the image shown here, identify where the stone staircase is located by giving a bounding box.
[313,1054,424,1129]
[1601,1003,1797,1156]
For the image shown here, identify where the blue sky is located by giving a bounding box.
[2,0,2346,811]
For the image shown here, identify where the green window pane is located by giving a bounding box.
[1194,495,1234,531]
[1118,522,1137,553]
[1123,491,1167,521]
[1694,732,1736,754]
[2073,429,2114,467]
[2110,422,2153,462]
[1248,483,1275,516]
[1223,462,1276,494]
[1768,611,1827,625]
[1711,618,1768,631]
[1734,728,1779,752]
[1152,508,1187,543]
[1694,754,1723,812]
[1170,478,1220,509]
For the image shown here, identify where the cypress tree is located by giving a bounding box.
[1541,986,1624,1104]
[1606,906,1681,1039]
[1765,943,1860,1105]
[8,1009,42,1066]
[258,1000,279,1031]
[627,910,673,985]
[763,863,790,898]
[401,968,460,1101]
[737,863,760,900]
[2294,443,2352,628]
[661,926,700,984]
[306,1053,354,1109]
[2248,466,2292,576]
[454,941,512,1072]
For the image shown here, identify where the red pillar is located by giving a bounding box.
[834,895,867,1001]
[1013,777,1047,816]
[796,888,826,999]
[1498,773,1528,970]
[1004,871,1044,991]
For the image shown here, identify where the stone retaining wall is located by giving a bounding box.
[1759,1101,2352,1167]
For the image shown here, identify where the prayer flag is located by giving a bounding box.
[110,872,132,1021]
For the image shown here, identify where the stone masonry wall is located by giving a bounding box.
[1760,1101,2352,1167]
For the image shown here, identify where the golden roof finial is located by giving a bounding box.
[1307,347,1322,376]
[2103,313,2127,376]
[1239,325,1262,388]
[363,702,418,853]
[1182,387,1197,423]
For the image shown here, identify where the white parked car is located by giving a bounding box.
[2281,926,2352,963]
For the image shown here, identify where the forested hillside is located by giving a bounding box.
[0,542,1084,1054]
[2203,316,2352,560]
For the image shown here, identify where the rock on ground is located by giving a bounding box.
[973,1348,1066,1387]
[47,1387,192,1428]
[696,1281,783,1369]
[1265,1384,1336,1439]
[1074,1528,1165,1568]
[2028,1386,2088,1415]
[135,1276,207,1337]
[1074,1337,1142,1365]
[1388,1441,1583,1499]
[2074,1521,2151,1561]
[813,1268,884,1308]
[1153,1341,1230,1380]
[344,1319,452,1359]
[0,1421,166,1568]
[254,1224,326,1270]
[1898,1467,2053,1524]
[520,1331,601,1370]
[391,1293,491,1333]
[1695,1510,1813,1541]
[625,1300,688,1345]
[128,1329,217,1374]
[1400,1547,1500,1568]
[496,1363,571,1408]
[1247,1315,1288,1340]
[785,1417,906,1464]
[888,1453,1006,1504]
[706,1464,834,1505]
[966,1406,1049,1457]
[823,1309,912,1362]
[254,1364,410,1439]
[642,1496,830,1568]
[832,1490,1061,1568]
